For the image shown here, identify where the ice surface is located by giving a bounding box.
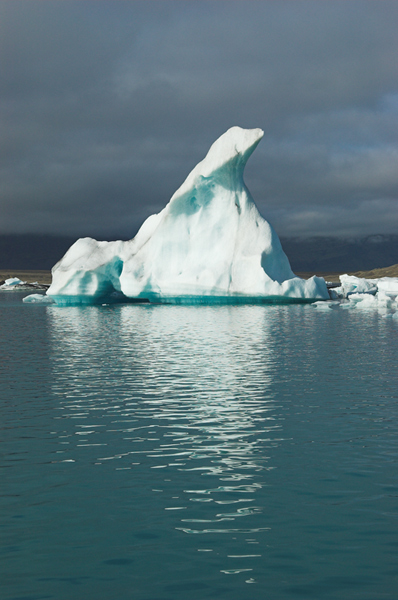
[377,278,398,295]
[23,294,55,304]
[333,274,398,298]
[330,274,398,315]
[48,127,328,305]
[333,275,378,297]
[0,277,26,288]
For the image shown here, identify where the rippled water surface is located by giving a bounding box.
[1,292,398,599]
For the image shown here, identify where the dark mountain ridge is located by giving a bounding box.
[280,234,398,273]
[0,233,397,273]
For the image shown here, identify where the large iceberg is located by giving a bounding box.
[47,127,328,305]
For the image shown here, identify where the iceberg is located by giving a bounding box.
[47,126,329,305]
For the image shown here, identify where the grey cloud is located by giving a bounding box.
[1,0,397,239]
[269,198,398,238]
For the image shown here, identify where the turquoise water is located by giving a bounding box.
[1,292,398,600]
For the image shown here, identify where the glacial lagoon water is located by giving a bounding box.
[1,291,398,600]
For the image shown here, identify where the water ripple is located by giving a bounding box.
[2,300,397,598]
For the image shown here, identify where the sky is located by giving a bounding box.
[1,0,398,240]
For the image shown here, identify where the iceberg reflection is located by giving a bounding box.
[48,304,286,554]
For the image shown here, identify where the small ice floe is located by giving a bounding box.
[348,293,377,309]
[347,290,397,312]
[23,294,55,304]
[378,278,398,296]
[374,290,395,308]
[0,277,26,288]
[333,275,378,298]
[0,277,49,291]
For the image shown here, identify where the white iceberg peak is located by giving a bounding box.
[171,126,264,202]
[48,127,328,305]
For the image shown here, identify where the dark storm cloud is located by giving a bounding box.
[1,0,397,238]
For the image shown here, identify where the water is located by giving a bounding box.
[1,292,398,600]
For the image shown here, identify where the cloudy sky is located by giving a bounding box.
[1,0,398,240]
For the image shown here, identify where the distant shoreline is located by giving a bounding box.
[1,265,397,287]
[297,263,398,282]
[0,270,52,285]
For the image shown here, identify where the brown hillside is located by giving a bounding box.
[349,264,398,279]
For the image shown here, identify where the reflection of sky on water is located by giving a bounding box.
[48,304,285,577]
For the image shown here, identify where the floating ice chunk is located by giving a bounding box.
[346,291,397,315]
[377,277,398,297]
[335,274,398,301]
[23,294,55,304]
[48,127,329,305]
[332,274,398,315]
[6,277,25,286]
[348,293,377,309]
[0,277,26,288]
[376,290,394,309]
[335,275,377,298]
